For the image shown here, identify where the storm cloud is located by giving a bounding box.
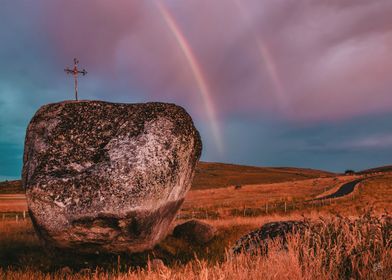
[1,0,392,178]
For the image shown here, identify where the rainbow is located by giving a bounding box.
[156,1,224,154]
[232,0,288,109]
[256,40,287,108]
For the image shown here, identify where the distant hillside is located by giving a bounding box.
[0,162,334,194]
[0,180,23,194]
[192,162,334,190]
[358,165,392,175]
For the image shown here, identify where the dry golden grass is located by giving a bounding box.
[183,176,354,209]
[0,195,27,212]
[0,212,390,279]
[177,175,362,220]
[0,168,391,279]
[307,174,392,216]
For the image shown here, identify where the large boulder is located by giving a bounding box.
[22,101,202,253]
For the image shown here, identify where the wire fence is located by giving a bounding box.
[1,211,28,222]
[177,193,358,220]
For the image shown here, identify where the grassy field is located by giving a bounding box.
[0,195,27,213]
[181,176,355,219]
[0,211,390,279]
[0,163,391,279]
[0,180,23,194]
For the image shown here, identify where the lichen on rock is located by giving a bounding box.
[22,100,202,253]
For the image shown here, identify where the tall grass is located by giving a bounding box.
[0,211,390,279]
[290,211,391,279]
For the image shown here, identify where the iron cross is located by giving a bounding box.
[64,58,87,101]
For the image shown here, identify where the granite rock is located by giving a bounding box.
[22,100,202,253]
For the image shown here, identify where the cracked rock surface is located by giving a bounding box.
[22,100,202,253]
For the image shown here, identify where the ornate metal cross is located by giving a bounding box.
[64,58,87,101]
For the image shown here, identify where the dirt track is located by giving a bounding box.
[315,179,362,200]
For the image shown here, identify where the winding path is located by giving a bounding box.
[315,179,362,201]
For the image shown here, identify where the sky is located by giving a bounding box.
[1,0,392,179]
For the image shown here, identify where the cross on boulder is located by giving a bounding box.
[64,58,87,101]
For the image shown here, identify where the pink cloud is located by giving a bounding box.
[41,0,392,122]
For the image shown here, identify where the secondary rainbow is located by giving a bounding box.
[156,1,224,154]
[232,0,288,109]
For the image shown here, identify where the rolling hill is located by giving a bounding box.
[358,165,392,175]
[192,162,334,189]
